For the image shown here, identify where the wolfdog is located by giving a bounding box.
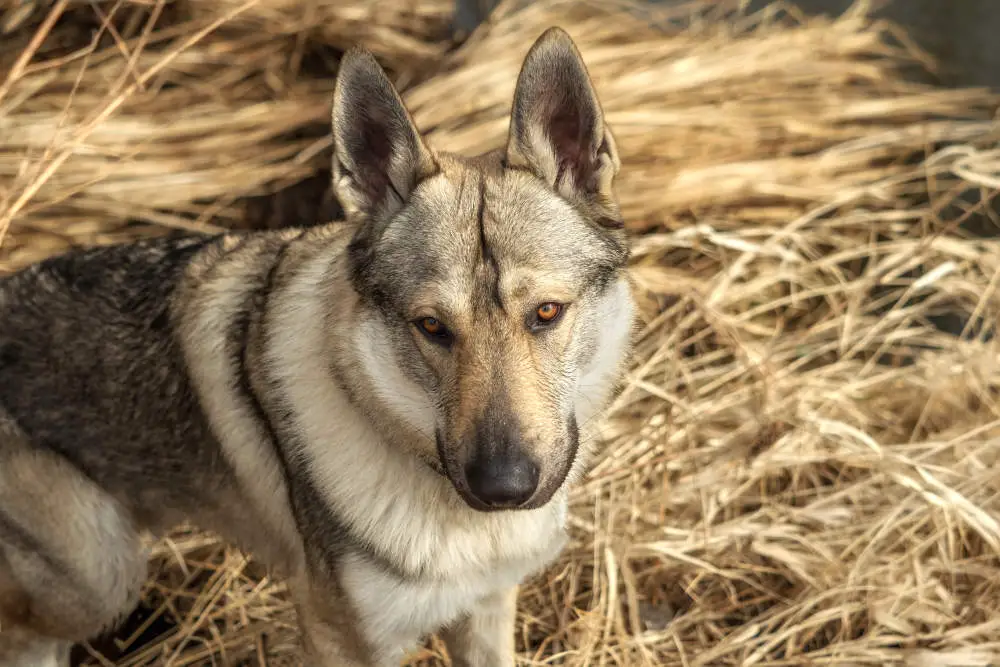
[0,27,635,666]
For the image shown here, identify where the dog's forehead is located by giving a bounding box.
[374,156,621,314]
[486,170,607,270]
[394,163,606,265]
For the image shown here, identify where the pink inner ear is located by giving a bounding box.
[547,92,596,189]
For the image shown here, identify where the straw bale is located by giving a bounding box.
[185,0,453,73]
[0,35,333,268]
[1,0,452,72]
[3,0,1000,666]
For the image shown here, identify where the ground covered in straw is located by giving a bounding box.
[3,0,1000,665]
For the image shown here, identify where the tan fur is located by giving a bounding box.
[0,416,146,654]
[0,628,69,667]
[440,587,519,667]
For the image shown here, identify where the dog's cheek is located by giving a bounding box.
[379,320,440,396]
[570,308,600,376]
[537,322,586,425]
[401,336,444,392]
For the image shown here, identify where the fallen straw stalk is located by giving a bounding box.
[5,0,1000,665]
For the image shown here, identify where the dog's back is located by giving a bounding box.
[0,236,232,524]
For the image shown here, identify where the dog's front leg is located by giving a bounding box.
[441,587,518,667]
[290,575,377,667]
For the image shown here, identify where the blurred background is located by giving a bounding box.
[2,1,1000,665]
[456,0,1000,90]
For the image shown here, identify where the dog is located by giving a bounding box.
[0,27,635,667]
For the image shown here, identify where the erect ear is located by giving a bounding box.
[331,48,437,221]
[505,27,622,229]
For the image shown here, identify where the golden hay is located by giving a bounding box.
[1,0,452,72]
[3,0,1000,665]
[0,0,450,269]
[407,0,996,228]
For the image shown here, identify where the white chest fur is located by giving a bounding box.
[341,506,567,664]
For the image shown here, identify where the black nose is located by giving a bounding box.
[465,457,539,508]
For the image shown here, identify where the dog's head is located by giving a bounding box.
[331,28,635,512]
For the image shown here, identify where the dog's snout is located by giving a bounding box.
[465,456,539,508]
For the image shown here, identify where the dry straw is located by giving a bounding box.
[1,0,452,71]
[3,0,1000,665]
[0,0,450,269]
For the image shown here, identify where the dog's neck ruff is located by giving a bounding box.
[261,245,569,581]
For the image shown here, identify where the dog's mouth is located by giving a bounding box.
[421,452,447,478]
[454,481,516,513]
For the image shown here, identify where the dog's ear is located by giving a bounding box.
[331,48,437,221]
[505,27,622,229]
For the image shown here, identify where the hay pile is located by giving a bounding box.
[0,0,451,268]
[3,0,1000,665]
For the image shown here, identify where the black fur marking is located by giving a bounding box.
[149,310,170,333]
[71,272,99,294]
[585,264,619,298]
[499,162,537,178]
[435,428,455,482]
[253,245,416,581]
[0,341,21,368]
[476,179,490,265]
[234,239,300,537]
[346,205,412,318]
[595,215,625,230]
[346,233,395,318]
[244,241,358,575]
[475,179,504,311]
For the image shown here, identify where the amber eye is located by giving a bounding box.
[529,302,565,331]
[421,317,443,334]
[536,303,561,322]
[415,316,453,345]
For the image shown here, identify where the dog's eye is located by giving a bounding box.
[415,317,453,345]
[536,303,561,322]
[530,302,565,330]
[421,317,443,334]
